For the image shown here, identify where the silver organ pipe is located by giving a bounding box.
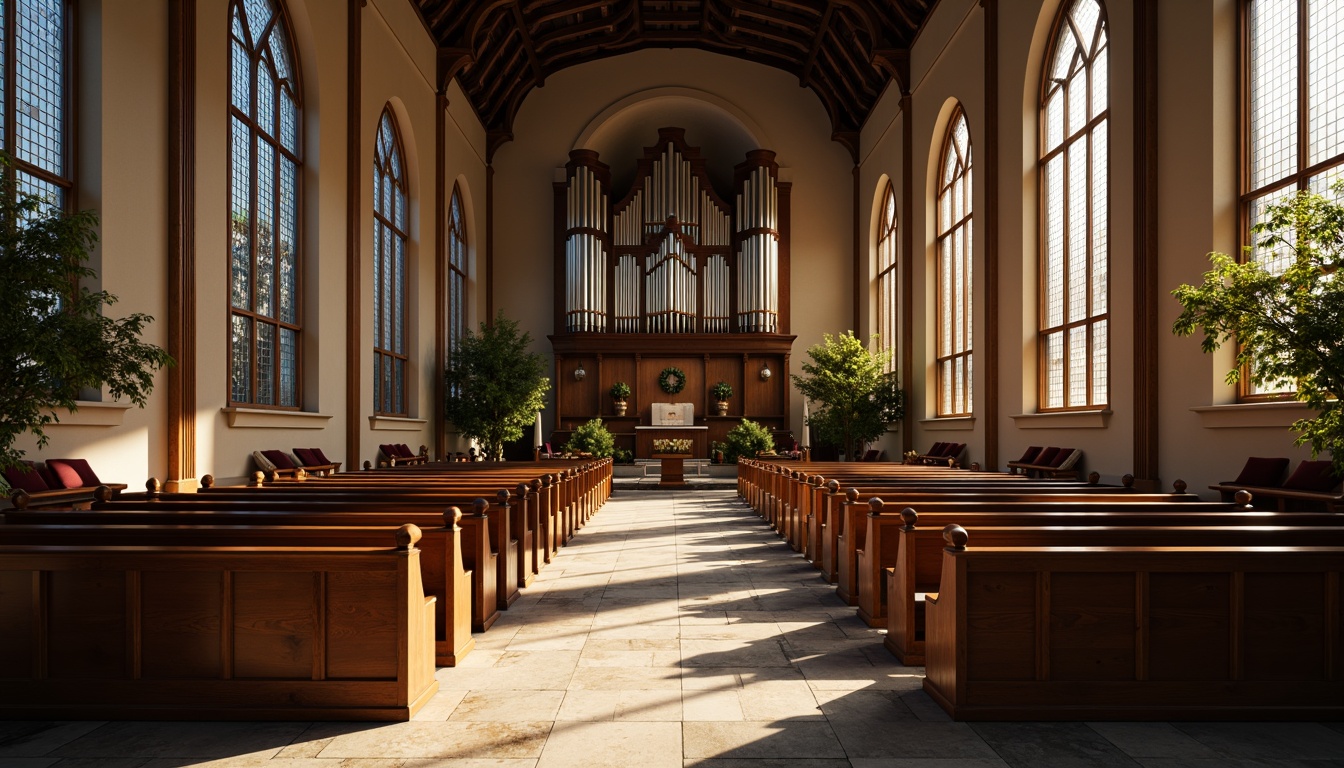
[735,158,780,333]
[564,160,609,332]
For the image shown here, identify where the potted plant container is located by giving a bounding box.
[610,381,631,417]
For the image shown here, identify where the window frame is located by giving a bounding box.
[227,0,303,410]
[875,181,898,375]
[447,182,467,369]
[1037,0,1110,412]
[2,0,75,211]
[373,107,408,417]
[1237,0,1344,401]
[936,106,973,418]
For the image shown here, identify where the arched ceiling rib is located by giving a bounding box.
[415,0,928,160]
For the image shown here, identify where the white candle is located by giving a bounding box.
[801,400,810,447]
[534,411,543,447]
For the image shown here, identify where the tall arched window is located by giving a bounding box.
[1241,0,1343,399]
[3,0,72,208]
[373,109,408,416]
[448,184,467,358]
[936,108,973,417]
[875,182,898,373]
[229,0,302,408]
[1039,0,1108,411]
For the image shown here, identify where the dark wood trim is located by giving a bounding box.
[983,0,999,471]
[168,0,198,489]
[345,0,363,468]
[1133,0,1160,486]
[485,163,494,323]
[778,181,792,335]
[434,90,448,461]
[852,164,861,334]
[900,86,914,455]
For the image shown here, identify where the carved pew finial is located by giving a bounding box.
[497,488,511,506]
[1088,472,1101,485]
[201,474,215,489]
[846,488,859,503]
[252,471,265,487]
[901,507,918,530]
[473,497,490,515]
[1235,489,1254,508]
[1122,474,1135,488]
[812,475,824,487]
[94,485,114,503]
[445,506,463,528]
[363,460,372,470]
[517,482,529,498]
[1172,479,1187,494]
[826,480,840,493]
[146,478,162,495]
[942,524,969,551]
[970,462,981,472]
[869,498,884,515]
[11,489,30,510]
[395,523,422,550]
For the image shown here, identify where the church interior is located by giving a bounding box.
[2,0,1343,763]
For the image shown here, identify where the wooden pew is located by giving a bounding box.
[1209,482,1344,512]
[922,526,1344,720]
[886,518,1344,665]
[0,525,438,721]
[13,495,505,636]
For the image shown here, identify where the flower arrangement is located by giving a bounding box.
[903,449,920,465]
[653,438,693,454]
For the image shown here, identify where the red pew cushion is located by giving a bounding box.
[261,450,296,470]
[46,458,101,487]
[292,448,321,466]
[1016,446,1043,463]
[1282,460,1342,492]
[1232,457,1290,487]
[311,447,334,465]
[44,460,85,489]
[3,462,51,493]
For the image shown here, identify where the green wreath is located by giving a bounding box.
[658,366,687,395]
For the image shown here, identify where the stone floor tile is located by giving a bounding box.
[0,760,59,768]
[680,638,793,667]
[1172,723,1344,760]
[684,760,852,768]
[1089,723,1220,759]
[537,721,681,768]
[568,667,683,691]
[316,722,552,760]
[970,722,1142,767]
[0,723,108,758]
[51,723,305,759]
[681,722,846,760]
[449,691,566,722]
[680,690,745,722]
[847,760,1011,768]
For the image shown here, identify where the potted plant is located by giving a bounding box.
[443,311,551,460]
[610,381,631,417]
[791,331,903,461]
[710,380,733,416]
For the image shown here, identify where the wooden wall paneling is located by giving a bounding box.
[1048,572,1136,681]
[47,571,125,679]
[326,570,399,679]
[705,357,739,418]
[140,570,222,679]
[232,571,316,679]
[965,570,1034,681]
[1147,572,1230,681]
[602,357,637,417]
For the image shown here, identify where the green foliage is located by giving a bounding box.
[710,380,733,401]
[609,381,631,400]
[710,441,726,462]
[791,331,902,461]
[444,310,551,460]
[565,418,615,458]
[723,418,774,464]
[1173,181,1344,476]
[612,447,634,464]
[0,166,174,471]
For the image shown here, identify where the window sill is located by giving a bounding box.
[370,415,429,431]
[1010,409,1112,429]
[1190,401,1315,429]
[919,416,975,431]
[48,400,135,427]
[222,407,333,429]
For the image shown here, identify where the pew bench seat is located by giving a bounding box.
[6,484,128,511]
[1209,483,1343,512]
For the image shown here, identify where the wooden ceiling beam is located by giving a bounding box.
[511,1,547,86]
[800,2,833,87]
[528,0,611,26]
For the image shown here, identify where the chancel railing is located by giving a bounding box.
[555,128,788,335]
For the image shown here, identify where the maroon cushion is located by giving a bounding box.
[36,464,60,488]
[1016,446,1043,463]
[1033,447,1060,466]
[261,450,296,470]
[396,444,416,458]
[311,448,333,465]
[4,462,51,493]
[941,443,964,458]
[1232,457,1290,487]
[292,448,321,466]
[1049,448,1075,468]
[927,442,946,456]
[1282,460,1341,492]
[48,458,100,486]
[862,449,880,462]
[45,460,85,489]
[379,444,396,458]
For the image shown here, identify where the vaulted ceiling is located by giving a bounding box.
[412,1,931,160]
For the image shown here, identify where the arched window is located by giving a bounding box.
[1039,0,1108,411]
[229,0,301,407]
[3,0,72,208]
[936,108,972,417]
[448,184,467,358]
[1241,0,1343,399]
[373,109,408,416]
[875,182,898,373]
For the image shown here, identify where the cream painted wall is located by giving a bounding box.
[492,49,854,443]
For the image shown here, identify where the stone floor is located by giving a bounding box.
[3,489,1343,768]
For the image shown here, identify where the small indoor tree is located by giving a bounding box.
[791,331,903,461]
[564,418,615,458]
[444,310,551,460]
[723,418,774,463]
[0,164,173,471]
[1173,181,1344,475]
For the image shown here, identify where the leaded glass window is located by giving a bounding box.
[1241,0,1344,398]
[373,109,408,416]
[229,0,301,407]
[1039,0,1108,411]
[937,108,973,417]
[875,182,898,375]
[448,184,467,365]
[2,0,70,210]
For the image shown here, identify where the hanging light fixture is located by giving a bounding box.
[574,362,586,381]
[760,362,772,380]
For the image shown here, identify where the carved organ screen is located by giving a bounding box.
[555,128,788,335]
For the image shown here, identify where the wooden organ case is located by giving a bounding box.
[549,128,796,457]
